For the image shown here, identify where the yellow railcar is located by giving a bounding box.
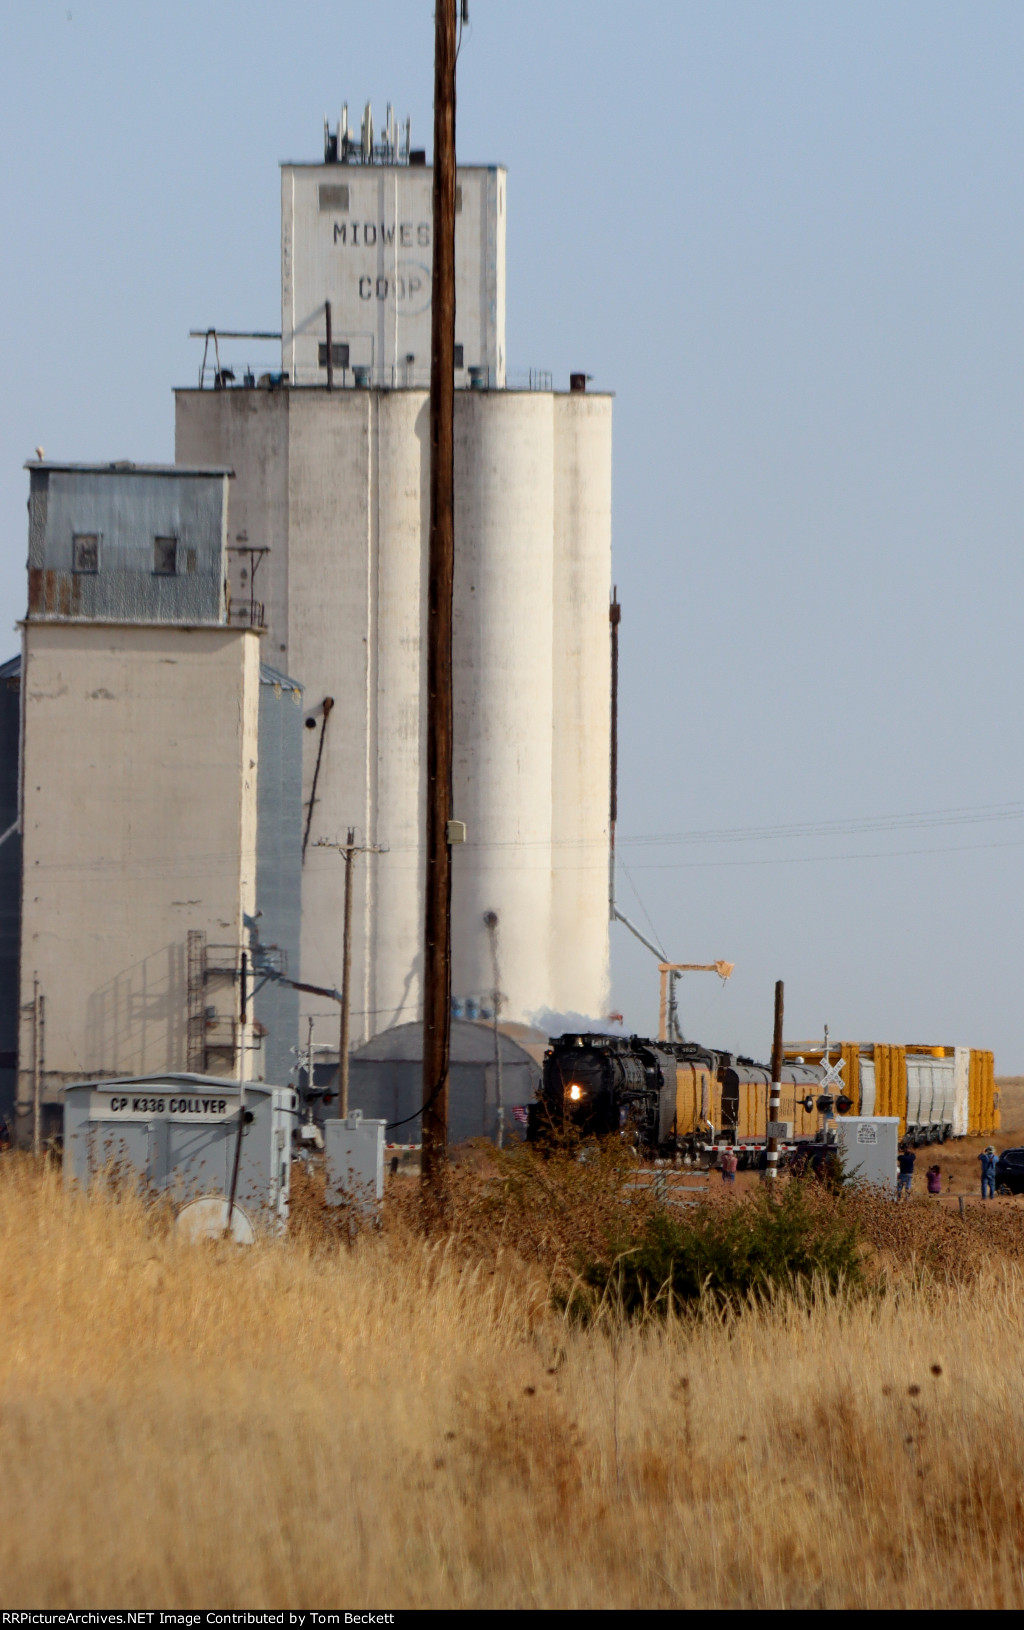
[784,1043,998,1142]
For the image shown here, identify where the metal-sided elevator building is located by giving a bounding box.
[13,462,303,1145]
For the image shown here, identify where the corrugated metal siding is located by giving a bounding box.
[968,1049,997,1136]
[737,1080,766,1141]
[27,468,228,625]
[253,664,304,1086]
[873,1045,907,1135]
[840,1043,860,1113]
[776,1083,824,1140]
[673,1063,712,1135]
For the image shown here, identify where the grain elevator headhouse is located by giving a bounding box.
[282,102,505,388]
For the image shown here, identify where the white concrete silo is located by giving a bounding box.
[452,392,555,1020]
[550,393,613,1016]
[285,389,429,1039]
[363,389,430,1031]
[176,380,613,1045]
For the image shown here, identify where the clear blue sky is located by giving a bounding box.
[3,1,1024,1065]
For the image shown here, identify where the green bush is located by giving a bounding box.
[570,1179,864,1321]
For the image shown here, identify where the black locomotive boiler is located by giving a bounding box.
[529,1031,826,1155]
[528,1032,711,1153]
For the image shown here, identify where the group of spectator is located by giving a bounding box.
[717,1139,1003,1200]
[896,1146,942,1197]
[897,1142,1000,1199]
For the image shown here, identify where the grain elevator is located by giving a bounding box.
[175,109,613,1048]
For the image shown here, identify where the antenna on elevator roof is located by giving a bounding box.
[324,98,412,165]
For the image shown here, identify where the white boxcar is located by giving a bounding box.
[63,1073,298,1228]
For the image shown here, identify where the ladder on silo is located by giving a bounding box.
[186,930,207,1073]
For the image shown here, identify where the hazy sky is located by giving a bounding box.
[3,1,1024,1065]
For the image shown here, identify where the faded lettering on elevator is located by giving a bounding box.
[333,221,431,248]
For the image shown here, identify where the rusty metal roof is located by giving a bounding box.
[24,460,234,476]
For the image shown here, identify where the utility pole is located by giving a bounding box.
[339,827,355,1118]
[226,951,247,1234]
[422,0,458,1207]
[31,975,41,1158]
[314,833,387,1118]
[766,980,785,1182]
[483,911,505,1147]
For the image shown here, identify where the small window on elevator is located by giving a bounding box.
[72,534,99,574]
[153,536,178,576]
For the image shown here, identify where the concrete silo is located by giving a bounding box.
[176,379,612,1036]
[261,387,429,1040]
[550,393,613,1015]
[452,391,556,1019]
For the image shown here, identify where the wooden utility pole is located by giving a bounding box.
[31,975,41,1158]
[422,0,458,1206]
[339,826,355,1118]
[608,589,620,923]
[484,911,504,1147]
[313,833,387,1116]
[766,980,785,1182]
[226,951,247,1234]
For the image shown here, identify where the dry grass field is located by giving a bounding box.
[3,1152,1024,1610]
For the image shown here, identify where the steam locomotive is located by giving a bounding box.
[528,1032,826,1155]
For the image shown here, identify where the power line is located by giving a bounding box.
[625,833,1024,871]
[313,796,1024,853]
[618,798,1024,849]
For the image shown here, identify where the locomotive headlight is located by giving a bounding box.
[567,1083,584,1102]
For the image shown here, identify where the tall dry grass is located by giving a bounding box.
[3,1154,1024,1609]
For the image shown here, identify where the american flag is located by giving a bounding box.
[511,1105,530,1126]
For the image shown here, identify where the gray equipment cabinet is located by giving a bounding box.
[834,1116,900,1191]
[63,1073,298,1228]
[324,1110,386,1216]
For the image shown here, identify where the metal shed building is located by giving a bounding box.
[347,1018,541,1145]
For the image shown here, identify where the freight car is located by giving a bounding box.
[529,1033,828,1156]
[783,1043,998,1143]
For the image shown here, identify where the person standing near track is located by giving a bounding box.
[897,1144,916,1198]
[720,1146,738,1185]
[979,1144,997,1201]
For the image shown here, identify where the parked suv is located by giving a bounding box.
[994,1147,1024,1195]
